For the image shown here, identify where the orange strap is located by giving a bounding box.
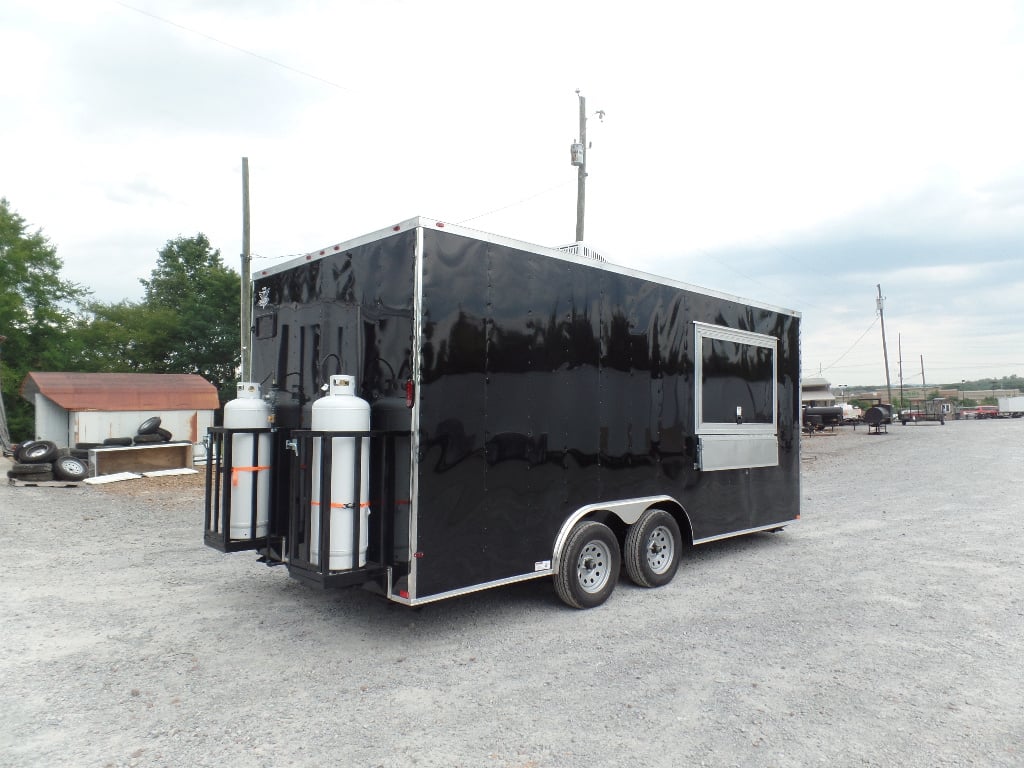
[231,465,271,486]
[311,500,372,509]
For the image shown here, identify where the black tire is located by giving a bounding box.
[8,471,54,482]
[53,455,90,481]
[103,437,133,446]
[75,442,103,449]
[133,433,164,444]
[70,449,90,459]
[12,442,34,460]
[624,509,683,588]
[9,462,54,475]
[137,416,162,435]
[17,440,58,463]
[554,521,620,609]
[155,427,173,441]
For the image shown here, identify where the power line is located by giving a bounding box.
[113,1,354,92]
[820,316,879,374]
[457,180,574,226]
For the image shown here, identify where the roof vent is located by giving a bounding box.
[557,242,606,262]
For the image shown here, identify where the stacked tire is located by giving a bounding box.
[134,416,173,444]
[84,417,175,451]
[6,440,91,483]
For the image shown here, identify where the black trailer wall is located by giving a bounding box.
[415,229,800,597]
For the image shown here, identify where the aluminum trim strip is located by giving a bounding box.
[405,224,425,601]
[693,519,797,545]
[397,570,552,607]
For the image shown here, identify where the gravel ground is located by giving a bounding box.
[1,419,1022,768]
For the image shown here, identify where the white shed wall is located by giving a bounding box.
[32,398,215,452]
[73,410,214,445]
[33,394,70,443]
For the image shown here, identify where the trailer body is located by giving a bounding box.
[998,397,1024,417]
[205,218,801,607]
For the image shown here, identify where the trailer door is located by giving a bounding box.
[693,322,779,472]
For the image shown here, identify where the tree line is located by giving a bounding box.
[0,198,239,441]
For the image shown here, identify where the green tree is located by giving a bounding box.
[73,234,241,401]
[142,234,240,400]
[0,199,88,440]
[67,301,180,373]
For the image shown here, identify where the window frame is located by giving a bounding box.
[694,322,779,437]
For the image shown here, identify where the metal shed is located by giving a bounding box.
[20,372,220,448]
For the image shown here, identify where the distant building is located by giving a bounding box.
[801,377,835,407]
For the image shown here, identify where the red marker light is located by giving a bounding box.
[405,379,415,408]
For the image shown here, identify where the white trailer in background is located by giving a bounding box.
[997,396,1024,417]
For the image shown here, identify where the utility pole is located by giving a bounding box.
[877,284,893,405]
[920,355,926,390]
[570,90,604,243]
[575,91,586,242]
[897,333,904,409]
[240,157,252,382]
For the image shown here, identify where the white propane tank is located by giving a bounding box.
[223,382,272,539]
[310,375,370,570]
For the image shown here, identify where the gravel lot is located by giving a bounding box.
[2,418,1022,768]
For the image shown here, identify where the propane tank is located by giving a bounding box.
[310,375,370,570]
[223,382,272,539]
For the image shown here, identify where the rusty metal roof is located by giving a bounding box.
[21,372,220,411]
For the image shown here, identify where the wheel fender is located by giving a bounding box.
[551,495,688,574]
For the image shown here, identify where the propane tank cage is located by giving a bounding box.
[204,424,406,592]
[204,425,279,556]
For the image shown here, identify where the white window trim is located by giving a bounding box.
[694,322,778,436]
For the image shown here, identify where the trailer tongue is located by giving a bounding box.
[204,217,801,608]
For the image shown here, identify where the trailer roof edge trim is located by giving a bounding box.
[253,216,800,319]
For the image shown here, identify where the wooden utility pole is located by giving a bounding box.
[575,91,587,242]
[240,157,252,382]
[920,355,926,389]
[877,284,893,405]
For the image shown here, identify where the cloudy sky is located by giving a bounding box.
[3,0,1022,386]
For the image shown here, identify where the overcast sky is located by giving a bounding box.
[3,0,1022,386]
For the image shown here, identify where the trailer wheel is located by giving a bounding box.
[624,509,682,588]
[17,440,58,464]
[53,456,90,481]
[554,521,620,609]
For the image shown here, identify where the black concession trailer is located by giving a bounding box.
[204,218,801,608]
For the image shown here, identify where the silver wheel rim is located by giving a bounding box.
[576,539,613,594]
[58,458,83,476]
[646,524,674,574]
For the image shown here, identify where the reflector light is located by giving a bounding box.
[405,379,415,408]
[393,225,401,231]
[399,590,410,599]
[334,245,340,250]
[436,221,445,227]
[413,551,424,559]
